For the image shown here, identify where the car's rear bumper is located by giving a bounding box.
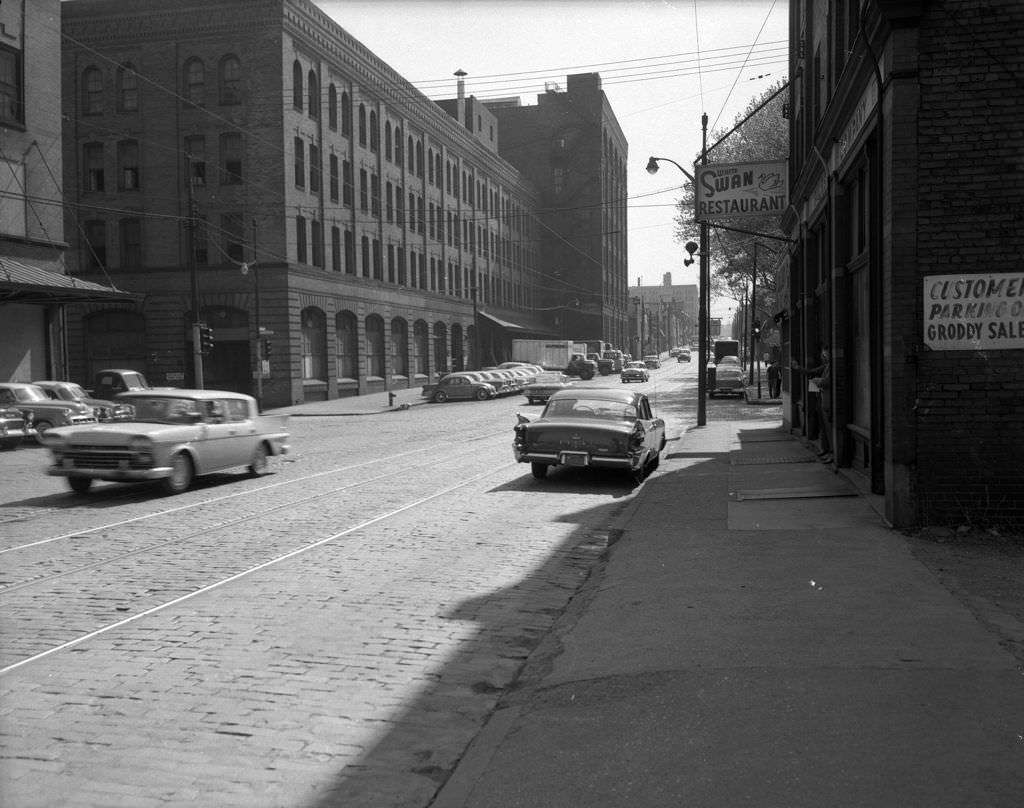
[515,448,643,471]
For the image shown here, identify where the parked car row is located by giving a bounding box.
[422,363,543,403]
[0,382,98,446]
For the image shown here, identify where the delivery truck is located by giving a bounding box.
[511,340,597,379]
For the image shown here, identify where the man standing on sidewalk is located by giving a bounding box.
[792,345,832,463]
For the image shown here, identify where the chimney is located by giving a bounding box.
[455,69,467,129]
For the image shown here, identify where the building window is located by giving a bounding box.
[185,136,206,186]
[296,216,307,263]
[83,66,103,115]
[384,121,392,161]
[117,140,140,190]
[328,84,338,130]
[369,111,379,152]
[413,319,429,376]
[84,220,106,270]
[385,182,393,222]
[311,219,323,268]
[329,154,339,201]
[307,69,319,119]
[335,310,358,379]
[372,238,382,280]
[221,212,244,263]
[365,314,385,377]
[309,144,321,193]
[344,229,355,274]
[341,91,351,135]
[219,55,241,105]
[396,187,404,228]
[394,127,403,164]
[331,225,341,271]
[0,46,23,124]
[120,218,141,267]
[359,169,368,212]
[84,142,105,192]
[358,104,367,147]
[292,61,303,110]
[300,307,327,381]
[220,133,242,184]
[342,160,353,206]
[117,63,138,112]
[294,138,305,188]
[370,173,380,216]
[184,58,204,106]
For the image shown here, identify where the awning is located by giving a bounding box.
[479,310,559,338]
[0,257,138,304]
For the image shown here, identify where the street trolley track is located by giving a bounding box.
[0,438,508,594]
[0,424,509,555]
[0,454,522,676]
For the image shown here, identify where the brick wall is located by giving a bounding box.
[913,0,1024,527]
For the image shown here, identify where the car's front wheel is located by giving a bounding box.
[249,443,270,476]
[433,390,449,403]
[161,452,194,495]
[531,462,548,479]
[34,420,53,443]
[474,388,489,401]
[68,477,93,494]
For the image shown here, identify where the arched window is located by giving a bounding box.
[328,84,337,130]
[391,318,409,377]
[335,310,358,379]
[341,91,351,135]
[83,66,103,115]
[433,321,448,374]
[450,323,464,371]
[300,307,327,381]
[369,110,379,152]
[427,149,434,184]
[219,55,241,105]
[358,103,367,147]
[384,121,392,160]
[307,69,318,119]
[292,60,303,110]
[365,314,385,377]
[184,58,205,106]
[415,141,423,177]
[435,153,442,188]
[413,320,429,377]
[117,63,138,112]
[407,135,414,171]
[394,126,402,163]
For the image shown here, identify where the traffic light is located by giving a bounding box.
[752,320,762,340]
[199,322,215,354]
[262,338,272,358]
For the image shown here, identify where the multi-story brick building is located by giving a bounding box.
[780,0,1024,528]
[0,0,128,384]
[59,0,629,408]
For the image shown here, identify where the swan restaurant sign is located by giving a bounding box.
[924,273,1024,350]
[694,161,788,222]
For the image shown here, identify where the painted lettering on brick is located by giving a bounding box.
[924,272,1024,350]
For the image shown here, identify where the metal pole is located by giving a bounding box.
[471,284,480,370]
[186,154,203,389]
[697,113,709,427]
[252,218,263,410]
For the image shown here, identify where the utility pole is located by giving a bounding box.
[186,154,204,389]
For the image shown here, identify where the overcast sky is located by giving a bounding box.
[318,0,789,318]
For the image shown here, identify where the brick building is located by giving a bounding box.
[780,0,1024,528]
[632,275,698,358]
[0,0,128,384]
[60,0,628,408]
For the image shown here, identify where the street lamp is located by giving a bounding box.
[647,114,710,426]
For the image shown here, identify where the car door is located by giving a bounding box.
[198,398,249,470]
[637,396,666,456]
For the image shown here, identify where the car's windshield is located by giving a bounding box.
[130,396,202,424]
[532,372,565,383]
[545,397,637,421]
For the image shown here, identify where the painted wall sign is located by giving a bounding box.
[923,272,1024,350]
[695,160,788,221]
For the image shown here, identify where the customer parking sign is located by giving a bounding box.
[923,272,1024,350]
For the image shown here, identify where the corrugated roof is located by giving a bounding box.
[0,257,136,304]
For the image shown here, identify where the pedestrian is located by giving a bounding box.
[791,345,832,463]
[766,360,781,399]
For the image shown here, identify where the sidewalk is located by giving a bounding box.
[432,419,1024,808]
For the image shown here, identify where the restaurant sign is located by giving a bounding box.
[924,272,1024,350]
[695,160,787,222]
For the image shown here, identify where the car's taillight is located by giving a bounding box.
[628,422,645,451]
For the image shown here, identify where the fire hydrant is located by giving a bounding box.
[388,392,397,407]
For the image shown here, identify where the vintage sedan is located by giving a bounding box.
[513,387,666,483]
[643,354,662,369]
[42,389,289,495]
[0,382,97,440]
[620,361,650,383]
[33,380,134,423]
[0,402,30,450]
[423,373,497,403]
[677,348,692,362]
[709,362,746,398]
[523,371,574,405]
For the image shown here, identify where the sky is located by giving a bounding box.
[317,0,790,318]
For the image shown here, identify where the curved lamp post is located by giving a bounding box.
[647,117,709,426]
